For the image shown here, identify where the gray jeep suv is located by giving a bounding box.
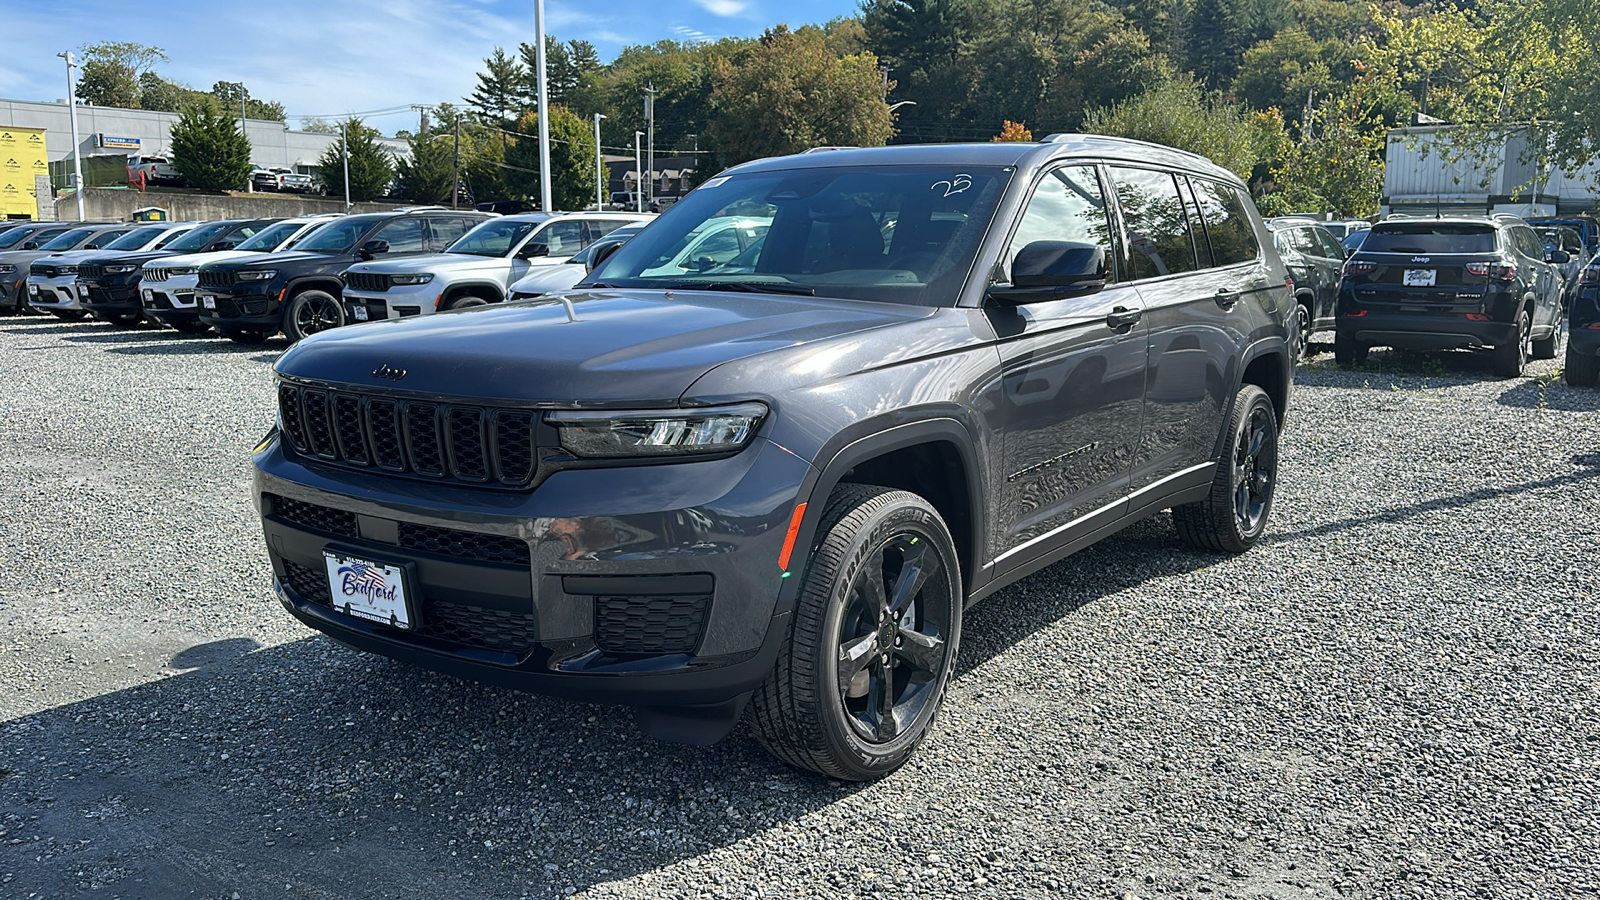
[254,136,1294,780]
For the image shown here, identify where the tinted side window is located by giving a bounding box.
[1312,226,1345,259]
[426,217,474,252]
[153,229,189,249]
[1110,167,1198,278]
[589,219,632,240]
[539,221,588,256]
[1004,164,1117,283]
[1522,227,1548,260]
[1190,178,1260,267]
[374,218,426,253]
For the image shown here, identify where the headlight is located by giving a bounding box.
[56,266,77,276]
[0,265,14,275]
[105,264,138,274]
[390,273,433,285]
[166,267,198,276]
[547,403,767,458]
[237,270,277,281]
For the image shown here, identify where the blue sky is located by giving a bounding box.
[0,0,862,132]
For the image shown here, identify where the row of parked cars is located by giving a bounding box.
[1266,212,1599,381]
[0,208,657,342]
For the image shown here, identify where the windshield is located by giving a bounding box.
[103,226,170,250]
[588,165,1012,305]
[0,227,49,249]
[40,228,97,251]
[294,217,379,253]
[447,218,545,257]
[163,222,236,252]
[1362,224,1496,255]
[235,220,305,252]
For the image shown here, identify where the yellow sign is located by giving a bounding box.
[0,127,47,219]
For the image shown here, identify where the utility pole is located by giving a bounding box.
[342,119,351,214]
[881,66,891,101]
[644,84,656,211]
[57,51,85,222]
[452,117,461,210]
[534,0,553,212]
[240,84,251,192]
[634,131,644,214]
[594,113,607,210]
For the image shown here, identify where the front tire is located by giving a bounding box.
[1566,346,1599,387]
[444,294,490,311]
[284,289,344,343]
[1173,384,1279,554]
[1334,333,1368,366]
[750,485,962,781]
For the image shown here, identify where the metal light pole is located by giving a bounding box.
[634,131,644,213]
[644,84,656,211]
[452,118,461,210]
[593,113,607,210]
[341,120,351,213]
[534,0,553,212]
[57,51,85,222]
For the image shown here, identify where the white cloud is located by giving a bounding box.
[695,0,748,16]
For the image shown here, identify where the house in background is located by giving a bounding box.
[604,154,697,208]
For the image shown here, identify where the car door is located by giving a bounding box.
[990,162,1146,573]
[1110,167,1239,497]
[1307,225,1347,327]
[1517,226,1562,330]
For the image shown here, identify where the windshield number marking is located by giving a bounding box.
[932,174,971,197]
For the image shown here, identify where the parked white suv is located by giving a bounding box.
[340,211,649,321]
[142,214,341,333]
[26,222,197,319]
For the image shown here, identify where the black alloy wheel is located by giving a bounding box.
[285,290,344,343]
[750,485,962,780]
[1291,302,1312,361]
[1174,384,1279,554]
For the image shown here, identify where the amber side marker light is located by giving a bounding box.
[778,502,808,572]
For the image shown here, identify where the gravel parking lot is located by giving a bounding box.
[2,318,1598,900]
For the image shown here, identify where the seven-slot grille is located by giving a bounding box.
[277,382,537,486]
[198,269,238,288]
[344,272,391,292]
[142,268,171,282]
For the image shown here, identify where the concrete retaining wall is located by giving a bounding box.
[53,188,427,222]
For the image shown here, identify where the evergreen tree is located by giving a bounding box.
[169,103,252,192]
[466,48,525,124]
[503,106,596,210]
[317,119,395,202]
[395,130,455,205]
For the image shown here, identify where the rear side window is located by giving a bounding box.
[1311,226,1345,259]
[1361,225,1496,255]
[1109,166,1198,278]
[374,218,426,253]
[1189,178,1260,266]
[426,217,475,252]
[1514,227,1545,260]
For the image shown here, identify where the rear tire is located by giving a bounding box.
[1290,301,1312,361]
[749,485,962,781]
[1531,325,1560,360]
[1494,307,1531,377]
[1173,384,1279,555]
[1334,333,1367,366]
[1566,346,1600,387]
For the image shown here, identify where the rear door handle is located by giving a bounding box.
[1106,306,1142,331]
[1214,288,1241,309]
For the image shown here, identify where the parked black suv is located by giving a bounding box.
[79,219,279,326]
[1565,258,1600,386]
[196,209,489,343]
[1269,218,1347,358]
[1336,215,1567,376]
[254,138,1294,779]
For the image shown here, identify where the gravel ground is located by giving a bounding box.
[2,318,1598,900]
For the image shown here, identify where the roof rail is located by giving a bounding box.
[802,146,856,153]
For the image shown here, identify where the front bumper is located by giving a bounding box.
[196,287,282,330]
[254,434,813,707]
[80,279,141,315]
[1336,311,1517,351]
[26,276,84,311]
[343,286,436,322]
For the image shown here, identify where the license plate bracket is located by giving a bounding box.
[321,550,417,630]
[1403,268,1437,287]
[200,294,215,309]
[353,305,369,322]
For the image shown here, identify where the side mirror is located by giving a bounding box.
[516,242,549,259]
[358,239,390,259]
[85,242,102,250]
[1548,250,1571,264]
[212,239,238,251]
[587,240,624,273]
[22,241,38,250]
[989,241,1107,305]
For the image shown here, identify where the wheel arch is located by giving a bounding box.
[439,281,506,309]
[283,276,343,301]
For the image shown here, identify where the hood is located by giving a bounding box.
[146,250,255,269]
[80,250,180,268]
[30,249,107,265]
[508,262,586,294]
[209,250,334,270]
[0,250,56,268]
[275,288,933,406]
[347,253,504,275]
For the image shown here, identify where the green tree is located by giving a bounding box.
[75,42,166,108]
[1475,0,1600,180]
[708,25,893,166]
[862,0,997,139]
[395,130,456,205]
[466,47,525,124]
[503,106,596,210]
[169,103,252,192]
[298,117,342,134]
[1082,75,1275,182]
[1233,28,1349,123]
[317,119,395,202]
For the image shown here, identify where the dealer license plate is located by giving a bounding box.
[77,284,88,297]
[200,294,215,309]
[322,551,413,629]
[141,288,153,302]
[352,305,369,321]
[1403,269,1437,287]
[27,284,37,295]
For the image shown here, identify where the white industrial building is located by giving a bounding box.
[0,97,408,174]
[1383,124,1600,218]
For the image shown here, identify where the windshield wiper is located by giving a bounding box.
[674,281,816,296]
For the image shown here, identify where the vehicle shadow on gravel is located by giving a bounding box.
[106,340,286,359]
[1496,378,1600,412]
[1295,347,1517,386]
[0,319,107,336]
[0,521,1203,898]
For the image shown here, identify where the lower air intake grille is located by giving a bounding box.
[595,593,711,655]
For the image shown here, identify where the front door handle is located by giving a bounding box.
[1214,288,1241,309]
[1106,306,1142,331]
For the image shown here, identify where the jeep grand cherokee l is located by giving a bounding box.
[255,137,1293,780]
[27,222,198,320]
[1336,216,1566,376]
[143,215,341,334]
[197,209,489,343]
[77,219,276,326]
